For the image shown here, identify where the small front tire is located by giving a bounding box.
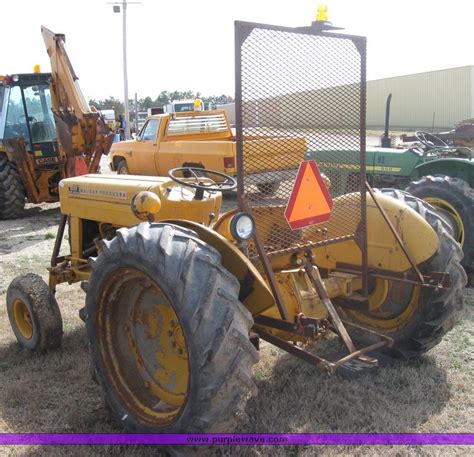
[6,273,63,352]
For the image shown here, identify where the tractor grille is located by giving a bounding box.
[235,22,367,259]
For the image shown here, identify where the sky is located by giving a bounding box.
[1,0,474,101]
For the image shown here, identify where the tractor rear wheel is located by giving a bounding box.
[85,223,258,433]
[406,175,474,272]
[337,189,466,358]
[0,154,26,219]
[6,273,63,352]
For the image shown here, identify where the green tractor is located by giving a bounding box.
[307,130,474,285]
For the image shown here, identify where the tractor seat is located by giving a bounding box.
[31,121,53,143]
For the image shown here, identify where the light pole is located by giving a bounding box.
[109,0,140,140]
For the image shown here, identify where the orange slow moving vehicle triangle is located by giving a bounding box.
[284,160,333,230]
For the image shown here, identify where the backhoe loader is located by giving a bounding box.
[0,27,113,219]
[5,19,465,439]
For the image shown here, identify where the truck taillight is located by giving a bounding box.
[224,157,235,168]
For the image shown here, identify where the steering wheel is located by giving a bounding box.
[415,131,448,150]
[168,167,237,198]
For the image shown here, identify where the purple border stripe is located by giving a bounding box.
[0,433,472,445]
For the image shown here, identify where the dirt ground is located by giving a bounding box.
[0,166,473,456]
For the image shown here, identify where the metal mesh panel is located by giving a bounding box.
[236,23,366,259]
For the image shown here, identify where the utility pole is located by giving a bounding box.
[109,0,141,140]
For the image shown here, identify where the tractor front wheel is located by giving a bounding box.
[337,189,466,358]
[406,175,474,272]
[85,223,258,433]
[6,273,63,352]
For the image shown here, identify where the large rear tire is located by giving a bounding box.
[0,154,26,219]
[85,223,258,433]
[406,175,474,272]
[337,189,466,358]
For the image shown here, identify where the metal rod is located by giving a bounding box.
[359,39,369,297]
[365,182,425,284]
[122,0,130,140]
[51,215,67,267]
[332,340,386,368]
[252,228,289,321]
[304,256,357,353]
[255,328,334,373]
[335,263,450,289]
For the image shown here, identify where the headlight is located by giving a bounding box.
[230,213,255,241]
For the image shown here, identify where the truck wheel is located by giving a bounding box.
[85,223,258,433]
[257,182,280,195]
[116,159,129,174]
[337,189,466,358]
[6,273,63,352]
[406,176,474,272]
[0,154,26,219]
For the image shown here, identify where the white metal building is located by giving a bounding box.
[367,66,474,130]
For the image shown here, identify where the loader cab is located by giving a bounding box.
[0,72,59,168]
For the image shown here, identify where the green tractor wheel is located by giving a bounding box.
[85,223,258,433]
[337,189,466,358]
[406,175,474,273]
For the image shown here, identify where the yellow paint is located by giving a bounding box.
[100,270,190,424]
[131,191,162,221]
[344,282,421,332]
[152,303,188,407]
[367,279,390,312]
[316,4,328,21]
[424,197,465,246]
[12,299,33,339]
[59,174,222,229]
[307,192,438,272]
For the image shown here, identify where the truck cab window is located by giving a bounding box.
[139,119,160,141]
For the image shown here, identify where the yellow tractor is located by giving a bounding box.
[5,20,465,435]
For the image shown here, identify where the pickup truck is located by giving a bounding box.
[109,110,307,193]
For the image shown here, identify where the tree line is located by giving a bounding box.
[89,91,234,118]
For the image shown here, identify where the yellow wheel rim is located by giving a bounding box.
[12,299,33,339]
[346,279,421,332]
[425,197,465,246]
[98,268,189,427]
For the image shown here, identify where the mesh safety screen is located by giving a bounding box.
[236,22,366,259]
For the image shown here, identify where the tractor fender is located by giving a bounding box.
[414,158,474,186]
[164,219,275,316]
[312,192,439,272]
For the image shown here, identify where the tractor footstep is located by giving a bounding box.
[335,358,379,379]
